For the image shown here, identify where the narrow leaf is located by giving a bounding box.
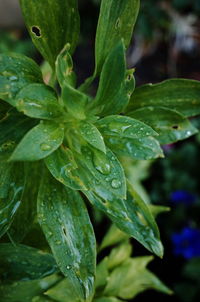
[37,171,96,302]
[79,122,106,153]
[15,84,63,120]
[0,53,42,105]
[10,121,64,161]
[20,0,80,67]
[95,0,140,73]
[126,79,200,117]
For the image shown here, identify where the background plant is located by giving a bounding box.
[1,0,200,301]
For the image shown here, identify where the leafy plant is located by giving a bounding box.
[0,0,200,301]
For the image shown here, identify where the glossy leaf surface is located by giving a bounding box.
[10,121,64,161]
[127,79,200,117]
[15,84,63,120]
[95,0,140,73]
[20,0,80,67]
[128,106,198,144]
[0,162,25,237]
[37,171,96,302]
[0,53,42,105]
[79,122,106,153]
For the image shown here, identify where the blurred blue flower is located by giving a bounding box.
[170,190,196,205]
[171,227,200,259]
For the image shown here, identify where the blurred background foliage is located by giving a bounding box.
[1,0,200,301]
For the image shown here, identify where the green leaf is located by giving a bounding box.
[96,115,157,139]
[94,298,123,302]
[9,162,41,242]
[0,162,25,238]
[19,0,80,67]
[126,79,200,117]
[100,69,135,116]
[79,122,106,153]
[95,258,109,292]
[103,257,172,299]
[56,44,76,88]
[45,278,80,302]
[95,0,140,73]
[62,84,88,120]
[37,171,96,302]
[0,274,60,302]
[0,106,37,161]
[129,106,198,144]
[45,146,87,190]
[92,41,126,112]
[79,146,126,199]
[107,242,132,270]
[105,136,164,160]
[100,224,129,251]
[15,84,63,120]
[10,121,64,161]
[0,53,42,105]
[0,243,58,282]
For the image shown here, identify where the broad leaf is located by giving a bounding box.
[0,106,37,161]
[104,257,172,299]
[92,41,126,112]
[105,136,164,160]
[0,162,25,238]
[45,146,87,190]
[9,162,41,242]
[95,0,140,73]
[0,243,58,282]
[45,278,79,302]
[0,53,42,105]
[10,121,64,161]
[37,171,96,302]
[15,84,63,120]
[20,0,80,67]
[96,115,157,139]
[126,79,200,117]
[79,122,106,153]
[129,106,198,144]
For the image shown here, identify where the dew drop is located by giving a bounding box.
[186,131,192,136]
[66,265,71,270]
[111,179,121,189]
[93,151,111,175]
[9,76,18,81]
[40,143,52,151]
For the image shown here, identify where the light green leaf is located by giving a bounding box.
[9,162,41,242]
[62,84,88,120]
[79,146,126,199]
[95,258,109,292]
[37,171,96,302]
[10,121,64,161]
[44,278,79,302]
[107,242,132,270]
[45,146,86,190]
[126,79,200,117]
[56,44,76,88]
[105,136,164,160]
[15,84,63,120]
[96,115,157,139]
[0,243,58,282]
[92,41,126,112]
[100,224,129,251]
[149,205,170,218]
[129,106,198,144]
[79,122,106,153]
[0,105,37,161]
[0,162,25,238]
[20,0,80,67]
[94,298,123,302]
[95,0,140,73]
[0,53,42,105]
[104,257,172,299]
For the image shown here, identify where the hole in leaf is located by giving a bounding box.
[62,227,67,236]
[172,125,179,130]
[31,26,41,37]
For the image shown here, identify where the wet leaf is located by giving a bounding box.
[15,84,63,120]
[126,79,200,117]
[0,53,42,105]
[10,121,64,161]
[95,0,140,73]
[100,224,129,251]
[79,122,106,153]
[94,297,123,302]
[45,278,79,302]
[0,162,25,238]
[20,0,80,67]
[129,106,198,144]
[104,257,172,299]
[37,171,96,302]
[107,242,132,270]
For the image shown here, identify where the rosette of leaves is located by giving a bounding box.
[0,0,200,301]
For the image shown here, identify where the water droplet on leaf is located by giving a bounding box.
[40,143,52,151]
[111,179,121,189]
